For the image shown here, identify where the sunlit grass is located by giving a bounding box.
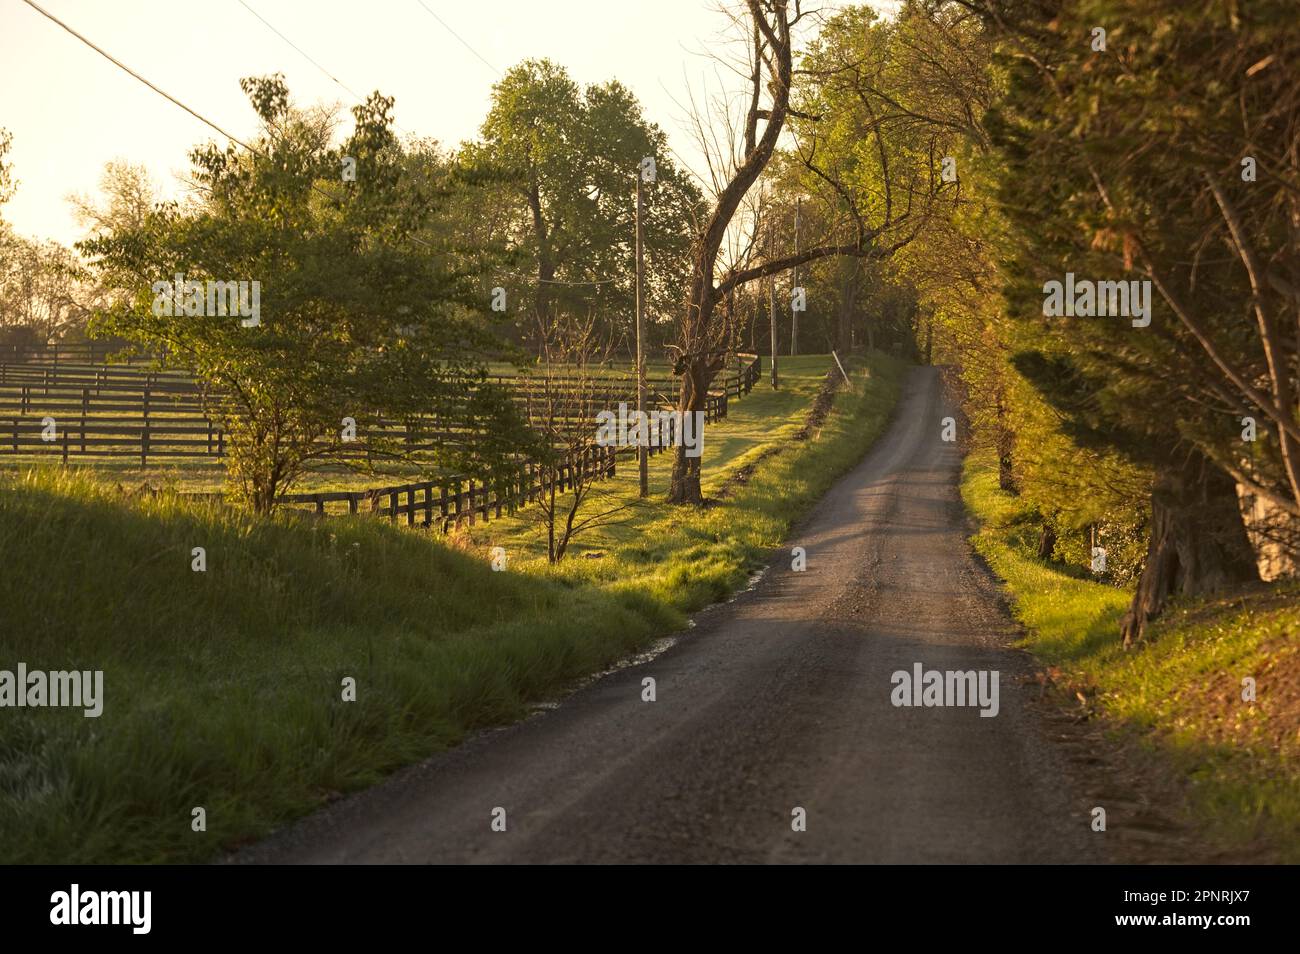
[476,355,905,611]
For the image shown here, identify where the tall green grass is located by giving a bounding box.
[0,353,905,863]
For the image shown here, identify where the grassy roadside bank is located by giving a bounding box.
[0,353,906,863]
[466,354,907,610]
[961,453,1300,861]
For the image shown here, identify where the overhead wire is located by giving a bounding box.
[22,0,625,287]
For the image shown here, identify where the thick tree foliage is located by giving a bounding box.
[973,0,1300,639]
[85,76,531,512]
[465,59,704,356]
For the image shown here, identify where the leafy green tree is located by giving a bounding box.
[788,2,1152,585]
[465,58,704,356]
[0,237,92,344]
[68,160,156,239]
[974,0,1294,640]
[0,133,97,348]
[84,76,533,512]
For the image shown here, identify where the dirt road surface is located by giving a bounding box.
[235,367,1122,864]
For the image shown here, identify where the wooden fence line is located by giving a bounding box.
[1,354,761,467]
[271,418,695,529]
[0,342,156,366]
[269,443,626,530]
[0,361,760,401]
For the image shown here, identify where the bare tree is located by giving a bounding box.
[667,0,941,503]
[526,312,636,562]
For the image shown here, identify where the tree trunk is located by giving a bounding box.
[1036,522,1056,560]
[995,390,1017,493]
[546,476,557,563]
[1120,454,1259,646]
[837,261,858,353]
[665,2,798,507]
[668,357,709,504]
[527,180,555,355]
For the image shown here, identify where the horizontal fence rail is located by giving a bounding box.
[269,418,689,530]
[0,353,761,466]
[0,342,160,366]
[270,444,624,529]
[0,351,761,398]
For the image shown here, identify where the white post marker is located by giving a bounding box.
[831,350,853,387]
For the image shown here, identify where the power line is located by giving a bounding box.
[20,0,254,152]
[18,0,423,254]
[234,0,415,139]
[235,0,367,105]
[23,0,619,287]
[413,0,501,77]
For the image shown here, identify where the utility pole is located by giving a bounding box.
[768,224,779,390]
[635,171,648,497]
[791,197,800,357]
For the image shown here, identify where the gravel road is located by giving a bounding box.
[235,366,1108,864]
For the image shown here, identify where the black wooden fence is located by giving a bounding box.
[272,444,622,528]
[271,413,696,529]
[0,354,761,467]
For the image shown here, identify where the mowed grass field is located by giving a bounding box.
[0,353,906,863]
[962,453,1300,861]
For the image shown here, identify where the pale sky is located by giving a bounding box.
[0,0,896,249]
